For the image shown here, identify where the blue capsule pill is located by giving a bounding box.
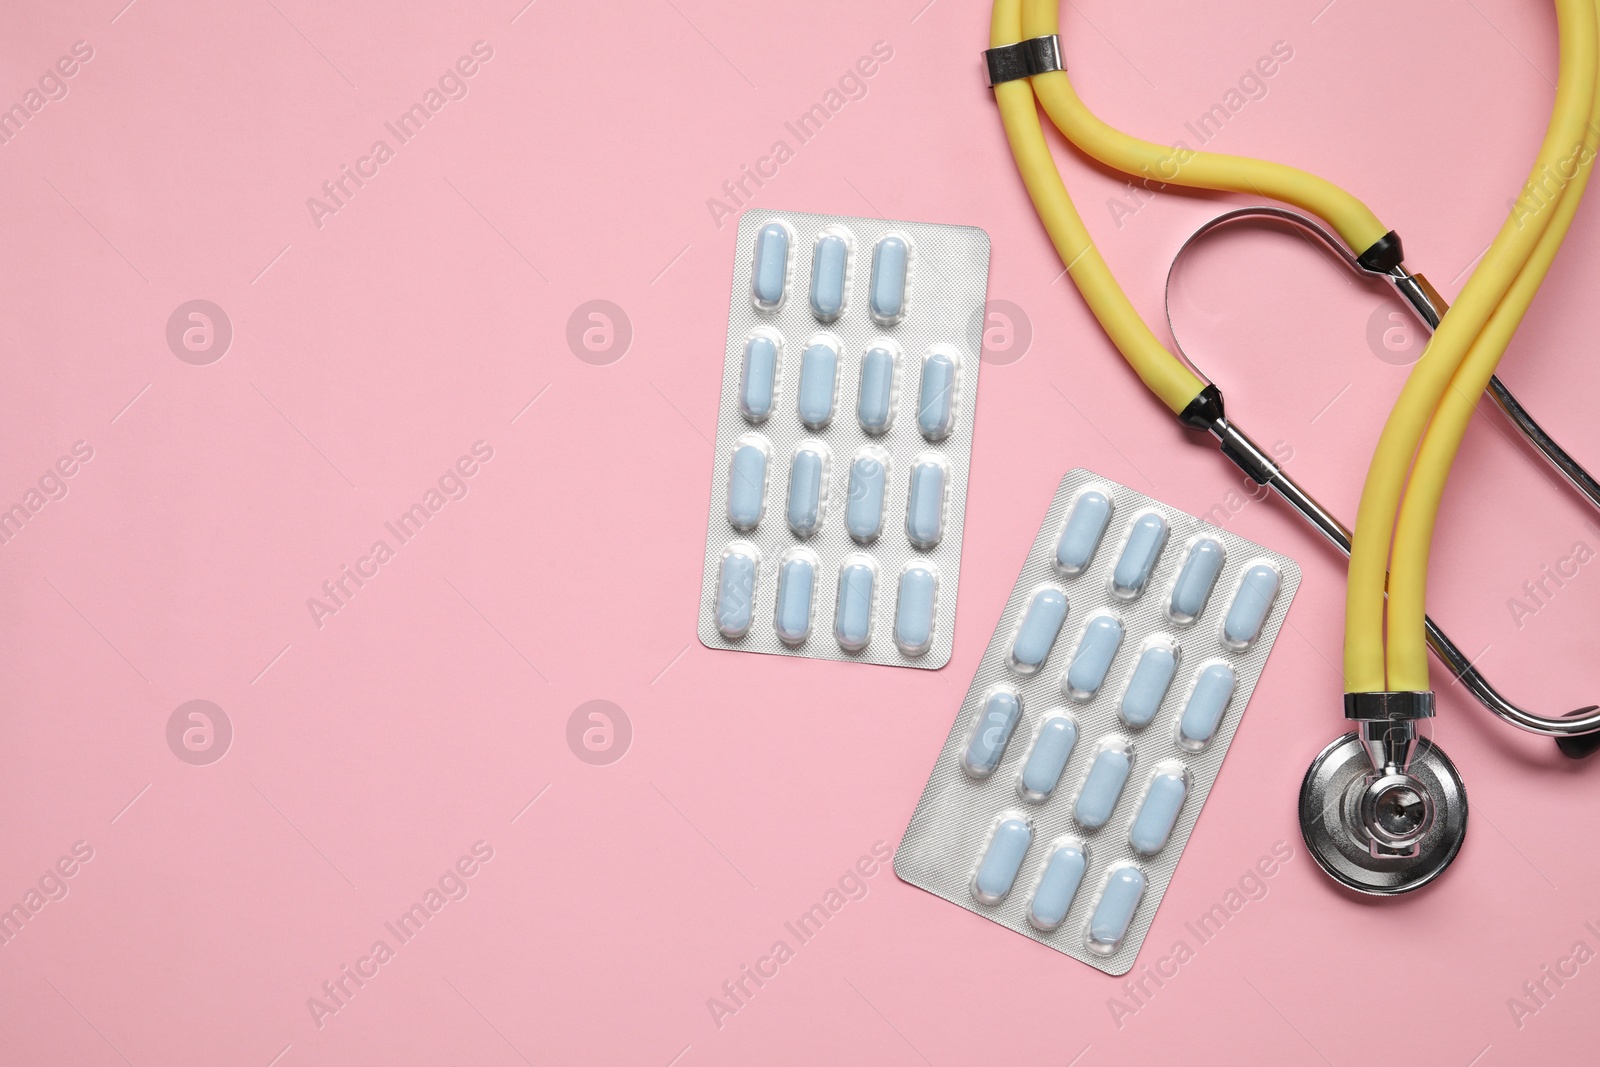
[1179,663,1237,749]
[1120,644,1178,728]
[870,234,909,322]
[972,817,1032,905]
[1055,490,1113,576]
[1169,538,1225,622]
[774,555,815,645]
[1130,770,1188,855]
[857,345,896,434]
[916,350,958,441]
[834,560,876,652]
[1087,866,1145,953]
[1065,614,1124,700]
[726,442,768,532]
[1223,564,1281,648]
[1027,844,1087,931]
[846,452,888,543]
[809,234,848,321]
[905,459,947,550]
[1112,513,1169,598]
[797,341,839,430]
[1019,715,1077,800]
[1075,747,1132,830]
[962,687,1022,778]
[894,564,938,656]
[786,446,826,538]
[739,334,779,422]
[1009,587,1068,674]
[715,545,758,638]
[752,223,789,308]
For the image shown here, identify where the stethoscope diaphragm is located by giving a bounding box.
[1298,732,1468,896]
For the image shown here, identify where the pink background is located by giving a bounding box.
[4,0,1599,1063]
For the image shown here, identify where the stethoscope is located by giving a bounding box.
[985,0,1600,894]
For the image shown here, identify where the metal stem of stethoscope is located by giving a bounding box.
[1163,206,1600,750]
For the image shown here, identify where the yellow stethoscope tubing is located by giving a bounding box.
[988,0,1205,415]
[1017,0,1391,259]
[1386,75,1600,690]
[1345,0,1597,692]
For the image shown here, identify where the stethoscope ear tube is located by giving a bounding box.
[1166,207,1600,519]
[1164,207,1600,755]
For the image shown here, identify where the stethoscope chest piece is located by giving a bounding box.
[1299,732,1468,895]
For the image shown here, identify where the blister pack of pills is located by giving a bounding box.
[894,469,1300,974]
[698,210,991,669]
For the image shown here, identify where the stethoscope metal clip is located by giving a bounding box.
[1163,207,1600,893]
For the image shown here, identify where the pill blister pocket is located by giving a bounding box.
[894,469,1300,974]
[698,210,991,668]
